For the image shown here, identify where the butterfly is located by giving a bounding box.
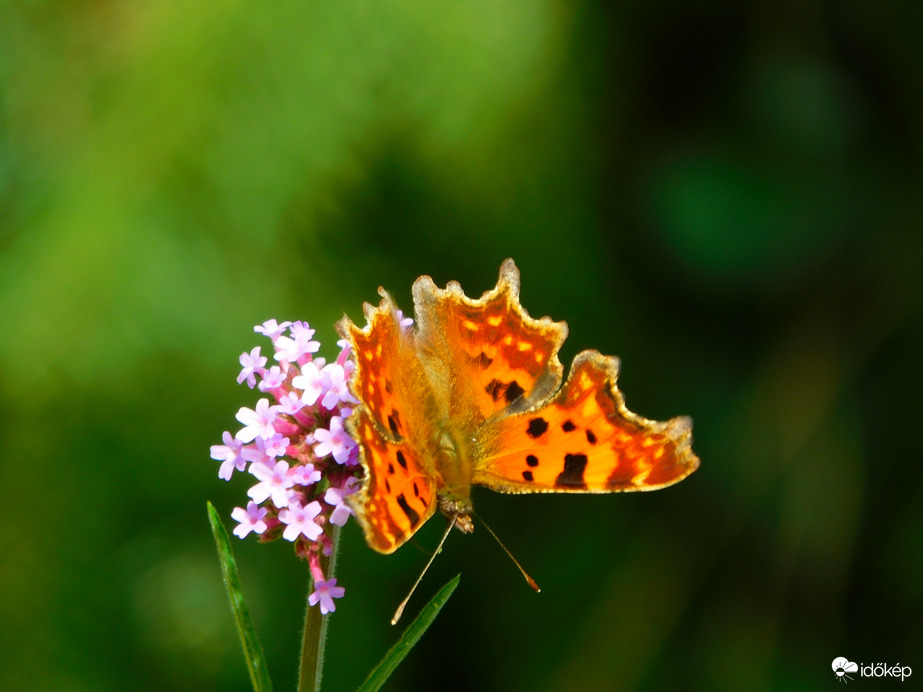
[337,259,699,554]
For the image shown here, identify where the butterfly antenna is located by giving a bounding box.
[472,510,541,593]
[391,515,457,626]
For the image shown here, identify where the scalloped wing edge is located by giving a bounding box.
[411,258,570,412]
[472,349,700,494]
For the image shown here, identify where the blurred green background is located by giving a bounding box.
[2,1,921,690]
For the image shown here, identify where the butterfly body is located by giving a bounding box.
[338,259,699,554]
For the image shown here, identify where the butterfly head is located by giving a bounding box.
[437,493,475,535]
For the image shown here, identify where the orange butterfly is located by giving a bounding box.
[337,259,699,554]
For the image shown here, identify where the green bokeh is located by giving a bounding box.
[2,2,920,690]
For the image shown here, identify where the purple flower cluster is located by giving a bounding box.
[211,320,360,614]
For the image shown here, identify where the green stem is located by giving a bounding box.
[297,525,340,692]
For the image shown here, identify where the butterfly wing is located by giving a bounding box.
[472,350,700,493]
[338,295,440,553]
[411,258,568,433]
[346,406,437,552]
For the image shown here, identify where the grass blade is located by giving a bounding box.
[207,501,273,692]
[357,575,461,692]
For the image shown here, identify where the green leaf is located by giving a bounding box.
[207,501,274,692]
[357,575,461,692]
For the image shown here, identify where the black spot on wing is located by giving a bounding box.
[486,379,526,404]
[522,471,534,482]
[396,493,421,527]
[562,419,576,432]
[504,381,525,403]
[396,451,408,469]
[526,454,539,467]
[586,429,597,445]
[556,453,588,489]
[526,417,549,439]
[386,409,402,436]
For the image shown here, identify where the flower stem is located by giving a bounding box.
[297,526,340,692]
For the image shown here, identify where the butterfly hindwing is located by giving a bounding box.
[472,350,699,493]
[344,407,437,553]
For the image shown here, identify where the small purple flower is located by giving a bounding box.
[258,365,287,392]
[231,502,269,538]
[292,361,325,407]
[238,347,267,388]
[289,463,322,487]
[314,416,357,464]
[248,460,295,508]
[290,321,316,339]
[235,398,280,443]
[342,358,355,382]
[211,431,247,480]
[308,578,345,614]
[344,440,359,466]
[324,479,358,526]
[318,363,355,410]
[274,323,321,363]
[276,390,306,415]
[279,500,323,541]
[254,319,293,343]
[263,433,290,458]
[241,436,271,466]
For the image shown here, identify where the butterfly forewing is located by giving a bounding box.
[342,298,415,442]
[412,259,567,429]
